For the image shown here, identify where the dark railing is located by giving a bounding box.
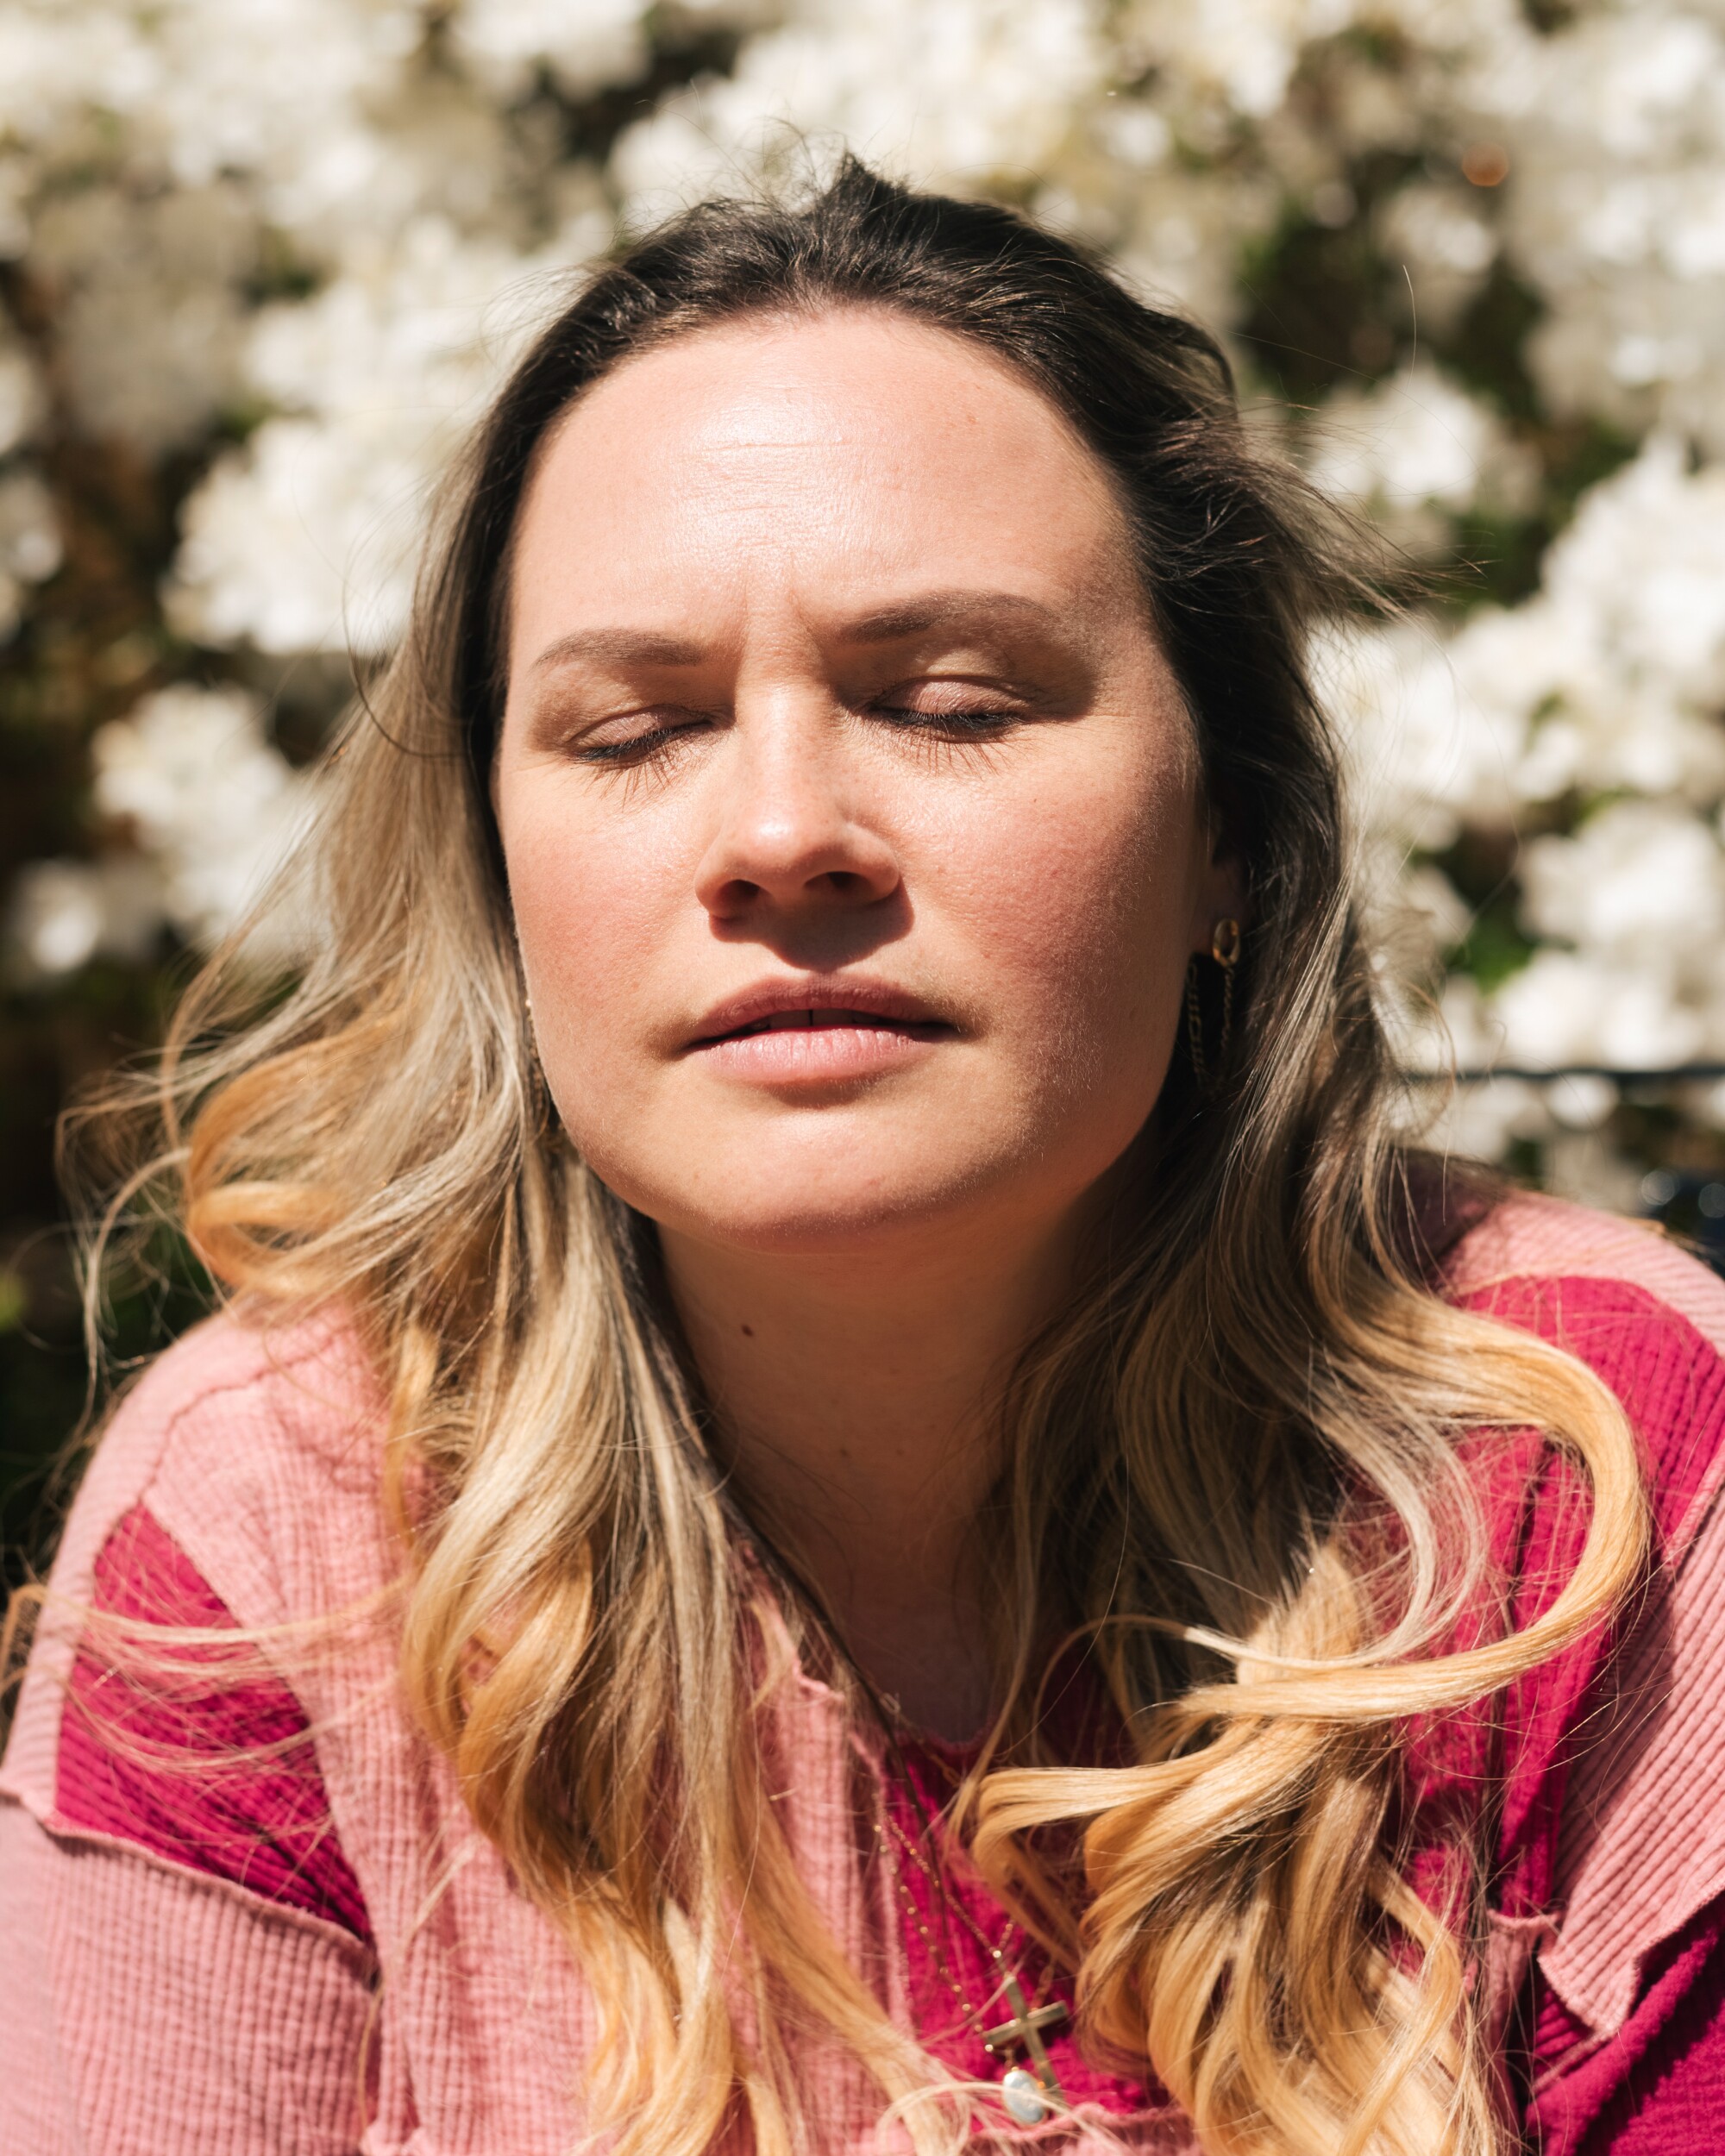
[1401,1063,1725,1269]
[1406,1065,1725,1086]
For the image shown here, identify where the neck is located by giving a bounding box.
[660,1206,1084,1741]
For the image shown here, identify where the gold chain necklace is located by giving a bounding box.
[874,1798,1070,2127]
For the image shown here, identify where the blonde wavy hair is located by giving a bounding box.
[58,162,1645,2156]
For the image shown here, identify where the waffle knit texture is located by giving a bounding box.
[6,1194,1725,2150]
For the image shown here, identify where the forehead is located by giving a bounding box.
[508,308,1135,628]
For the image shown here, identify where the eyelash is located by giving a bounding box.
[569,699,1024,768]
[573,720,707,767]
[871,701,1021,737]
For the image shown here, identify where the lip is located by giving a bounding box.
[684,975,957,1083]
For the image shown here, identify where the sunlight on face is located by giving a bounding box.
[493,309,1231,1257]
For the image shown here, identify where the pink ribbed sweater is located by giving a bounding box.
[6,1194,1725,2153]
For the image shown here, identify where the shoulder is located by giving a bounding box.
[5,1304,396,1827]
[1441,1193,1725,1555]
[1394,1197,1725,2096]
[108,1300,384,1459]
[1439,1206,1725,2096]
[102,1301,383,1489]
[1444,1188,1725,1338]
[61,1304,393,1630]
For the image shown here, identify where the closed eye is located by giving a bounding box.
[570,712,715,766]
[868,699,1024,737]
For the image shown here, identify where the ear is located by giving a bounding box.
[1189,807,1248,957]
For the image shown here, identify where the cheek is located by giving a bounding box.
[502,796,682,1062]
[953,760,1199,1087]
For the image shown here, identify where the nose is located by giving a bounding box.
[693,705,901,921]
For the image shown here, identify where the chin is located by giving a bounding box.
[600,1150,1006,1259]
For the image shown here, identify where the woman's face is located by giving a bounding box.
[495,309,1235,1257]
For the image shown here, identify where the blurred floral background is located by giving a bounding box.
[3,0,1724,1575]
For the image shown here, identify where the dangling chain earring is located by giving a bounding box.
[1185,918,1241,1091]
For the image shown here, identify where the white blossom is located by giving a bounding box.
[612,0,1106,222]
[166,418,425,657]
[1120,0,1354,126]
[0,467,60,642]
[168,215,599,653]
[1520,799,1725,961]
[447,0,649,101]
[0,0,422,188]
[1319,616,1528,854]
[0,0,1722,1209]
[1463,3,1725,448]
[1493,948,1708,1070]
[0,318,42,456]
[1448,437,1725,808]
[91,686,314,956]
[1414,1073,1551,1163]
[1305,360,1537,555]
[29,180,255,454]
[1375,183,1497,335]
[1111,166,1280,331]
[5,855,164,978]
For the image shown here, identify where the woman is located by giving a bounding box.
[3,160,1722,2156]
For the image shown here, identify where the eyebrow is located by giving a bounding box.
[529,626,710,675]
[527,590,1071,679]
[835,590,1069,644]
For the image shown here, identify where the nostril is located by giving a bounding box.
[694,818,902,914]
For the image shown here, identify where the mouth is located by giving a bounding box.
[685,981,957,1075]
[701,1006,950,1044]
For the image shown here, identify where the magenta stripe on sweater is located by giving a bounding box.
[56,1503,370,1939]
[47,1237,1725,2149]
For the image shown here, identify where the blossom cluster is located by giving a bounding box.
[3,0,1722,1210]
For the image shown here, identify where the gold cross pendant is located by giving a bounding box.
[982,1969,1069,2120]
